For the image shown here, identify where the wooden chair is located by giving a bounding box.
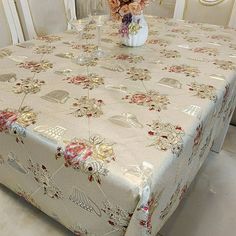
[0,0,24,48]
[15,0,76,40]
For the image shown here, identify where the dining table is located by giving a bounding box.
[0,16,236,236]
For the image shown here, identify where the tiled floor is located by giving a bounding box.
[0,126,236,236]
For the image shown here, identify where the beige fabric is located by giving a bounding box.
[184,0,234,26]
[231,111,236,124]
[0,0,12,48]
[144,0,176,17]
[28,0,68,36]
[76,0,109,18]
[0,17,236,236]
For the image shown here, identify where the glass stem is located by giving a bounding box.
[97,26,101,51]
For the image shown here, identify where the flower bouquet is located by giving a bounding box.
[107,0,150,47]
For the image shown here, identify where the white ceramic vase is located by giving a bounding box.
[121,14,148,47]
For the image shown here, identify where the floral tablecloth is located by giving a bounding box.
[0,16,236,236]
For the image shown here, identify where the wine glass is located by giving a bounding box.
[70,11,91,64]
[89,0,109,58]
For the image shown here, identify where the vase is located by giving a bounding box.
[119,13,148,47]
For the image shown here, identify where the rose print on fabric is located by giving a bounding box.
[160,184,181,219]
[147,121,185,157]
[37,35,62,43]
[164,65,200,77]
[65,74,104,90]
[160,49,181,59]
[126,67,151,81]
[102,201,133,232]
[33,45,56,54]
[188,82,217,102]
[56,136,115,184]
[137,190,164,235]
[147,39,169,47]
[19,60,53,73]
[27,159,63,199]
[193,47,218,56]
[213,60,236,70]
[71,97,104,118]
[189,123,203,165]
[0,106,37,142]
[211,34,231,42]
[123,91,170,112]
[114,53,144,63]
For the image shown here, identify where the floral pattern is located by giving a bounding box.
[37,35,62,43]
[147,39,169,47]
[33,45,55,54]
[137,190,163,234]
[213,60,236,70]
[19,60,53,73]
[13,78,45,94]
[160,49,181,59]
[193,47,218,56]
[0,107,37,142]
[188,82,217,102]
[126,67,151,81]
[27,159,63,199]
[114,53,144,63]
[102,201,133,231]
[147,121,185,156]
[123,91,170,112]
[71,97,104,118]
[82,33,96,40]
[164,65,200,77]
[56,136,115,184]
[65,74,104,90]
[0,16,236,236]
[211,34,231,42]
[160,184,181,219]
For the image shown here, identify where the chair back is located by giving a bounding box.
[16,0,76,39]
[0,0,24,48]
[174,0,236,27]
[144,0,176,17]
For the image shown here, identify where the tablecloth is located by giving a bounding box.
[0,16,236,236]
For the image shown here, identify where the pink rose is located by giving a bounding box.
[131,93,152,104]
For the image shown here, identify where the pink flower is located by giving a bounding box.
[0,111,17,132]
[64,141,93,167]
[130,93,152,104]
